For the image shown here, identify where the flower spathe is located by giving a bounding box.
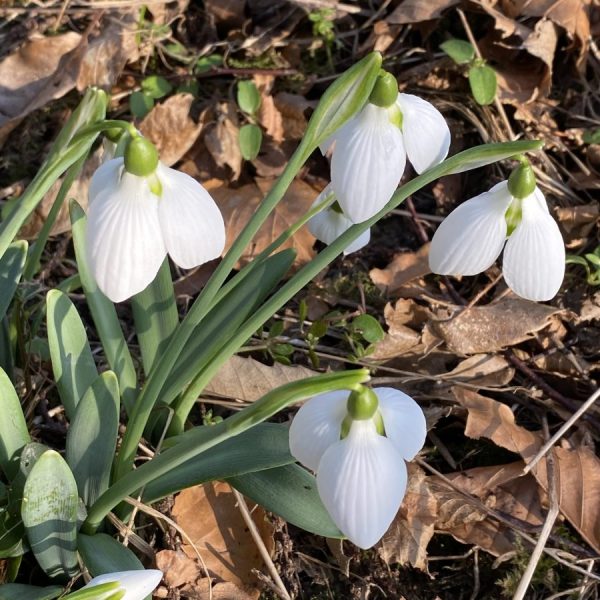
[307,184,370,255]
[324,93,450,224]
[428,181,565,301]
[82,569,162,599]
[289,387,426,548]
[87,157,225,303]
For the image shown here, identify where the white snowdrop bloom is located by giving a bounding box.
[87,139,225,303]
[324,75,450,224]
[82,569,162,599]
[289,387,426,549]
[429,179,565,301]
[307,184,370,255]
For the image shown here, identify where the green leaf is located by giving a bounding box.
[0,241,27,321]
[236,80,261,115]
[0,511,26,559]
[585,253,600,267]
[0,584,63,599]
[143,423,294,504]
[78,533,144,576]
[69,200,137,415]
[66,372,120,506]
[350,314,384,343]
[141,75,173,99]
[46,289,98,420]
[130,91,154,118]
[468,64,497,105]
[0,367,30,481]
[239,124,263,161]
[229,464,342,538]
[582,128,600,144]
[195,53,223,74]
[131,259,178,377]
[440,39,475,64]
[21,450,79,578]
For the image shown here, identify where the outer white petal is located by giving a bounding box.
[503,187,565,301]
[397,93,450,174]
[331,104,406,223]
[316,420,407,549]
[428,181,512,276]
[87,167,166,303]
[88,157,122,207]
[375,388,426,460]
[156,164,226,269]
[289,390,348,472]
[308,187,371,256]
[83,569,163,600]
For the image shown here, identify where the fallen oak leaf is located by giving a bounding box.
[369,244,431,295]
[204,102,243,180]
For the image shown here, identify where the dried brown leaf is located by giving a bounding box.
[555,203,599,248]
[204,355,316,402]
[172,482,273,597]
[156,550,199,588]
[387,0,460,24]
[204,0,246,26]
[207,177,317,267]
[204,102,243,180]
[140,93,203,166]
[426,297,564,355]
[369,244,431,295]
[274,92,310,141]
[253,75,284,143]
[443,354,514,387]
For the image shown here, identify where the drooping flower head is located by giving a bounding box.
[323,70,451,224]
[81,569,162,599]
[289,386,426,548]
[87,135,225,302]
[307,184,371,256]
[428,158,565,301]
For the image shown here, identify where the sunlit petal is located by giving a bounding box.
[331,104,406,223]
[87,168,166,303]
[157,164,226,269]
[83,569,163,600]
[503,187,565,301]
[317,420,407,549]
[289,390,348,472]
[397,93,450,173]
[375,388,426,460]
[429,181,512,276]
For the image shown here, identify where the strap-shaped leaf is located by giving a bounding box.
[70,200,138,415]
[78,533,144,576]
[0,584,63,599]
[0,241,27,321]
[229,464,343,538]
[21,450,79,578]
[142,423,294,504]
[46,289,98,420]
[0,367,30,480]
[131,259,178,376]
[66,372,119,506]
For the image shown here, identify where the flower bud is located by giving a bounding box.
[369,70,398,108]
[347,386,379,420]
[507,157,536,199]
[124,136,159,177]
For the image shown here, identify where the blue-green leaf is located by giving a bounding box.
[229,464,342,538]
[66,372,119,506]
[78,533,144,576]
[21,451,79,578]
[0,367,30,481]
[0,241,27,321]
[0,584,63,599]
[46,289,98,420]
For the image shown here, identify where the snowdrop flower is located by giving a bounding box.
[87,136,225,302]
[81,569,162,599]
[323,70,450,224]
[429,159,565,301]
[289,386,426,548]
[307,184,370,255]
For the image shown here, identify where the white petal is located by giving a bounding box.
[428,181,512,276]
[375,388,426,460]
[88,157,122,207]
[331,104,406,223]
[317,420,407,549]
[156,164,226,269]
[344,228,370,255]
[83,569,163,600]
[289,390,348,472]
[503,187,565,301]
[397,94,450,174]
[86,167,166,303]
